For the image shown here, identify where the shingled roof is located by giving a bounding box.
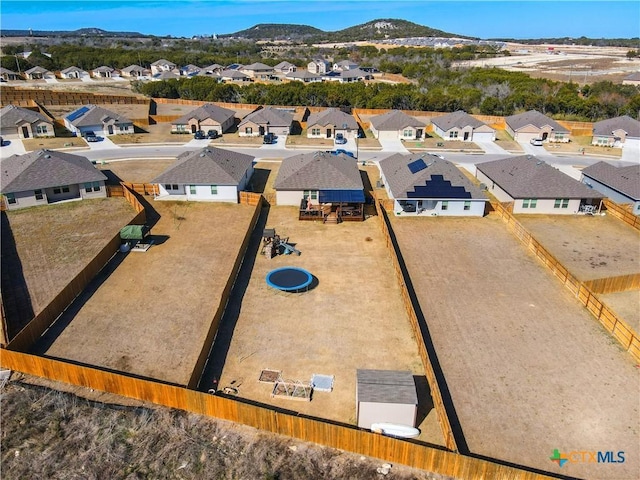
[0,105,52,128]
[239,107,293,128]
[380,153,486,200]
[357,369,417,405]
[592,115,640,138]
[370,110,425,131]
[173,103,236,125]
[581,161,640,200]
[274,151,364,190]
[66,105,133,127]
[152,147,254,185]
[431,110,489,130]
[1,150,106,194]
[477,155,604,199]
[506,110,569,133]
[306,108,357,129]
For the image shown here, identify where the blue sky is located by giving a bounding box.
[1,1,639,39]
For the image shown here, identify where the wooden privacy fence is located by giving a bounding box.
[603,199,640,230]
[372,197,457,452]
[1,86,149,106]
[492,202,640,363]
[0,349,557,480]
[584,273,640,294]
[239,191,262,206]
[121,182,159,197]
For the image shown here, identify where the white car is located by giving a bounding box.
[530,138,544,146]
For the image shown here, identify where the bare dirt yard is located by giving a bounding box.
[32,201,257,386]
[210,206,445,447]
[390,215,640,480]
[99,159,176,183]
[515,214,640,282]
[2,198,138,336]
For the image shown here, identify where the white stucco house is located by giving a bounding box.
[152,147,254,202]
[64,104,134,137]
[431,110,495,142]
[505,110,570,143]
[475,155,604,214]
[0,150,107,210]
[379,153,487,216]
[59,66,88,79]
[581,162,640,215]
[369,110,426,141]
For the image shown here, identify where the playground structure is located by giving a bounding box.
[261,228,301,259]
[266,267,313,292]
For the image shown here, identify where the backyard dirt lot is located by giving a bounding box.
[2,198,139,336]
[32,201,257,386]
[515,214,640,281]
[390,215,640,480]
[211,206,445,447]
[599,290,640,333]
[99,159,176,183]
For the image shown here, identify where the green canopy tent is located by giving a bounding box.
[120,225,149,241]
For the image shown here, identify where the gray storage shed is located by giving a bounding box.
[356,369,418,429]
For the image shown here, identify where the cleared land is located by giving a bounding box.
[390,215,639,480]
[33,201,257,385]
[212,206,445,446]
[99,159,176,183]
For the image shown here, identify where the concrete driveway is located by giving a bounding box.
[87,136,120,151]
[260,134,287,149]
[621,142,639,163]
[378,137,409,153]
[518,140,546,156]
[475,140,510,155]
[0,137,26,158]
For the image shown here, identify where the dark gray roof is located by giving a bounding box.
[335,68,369,79]
[66,105,132,127]
[592,115,640,138]
[370,110,425,131]
[0,105,52,128]
[624,72,640,81]
[286,70,321,80]
[380,153,487,200]
[505,110,569,133]
[173,103,236,125]
[477,155,604,199]
[357,369,417,405]
[61,66,85,74]
[121,64,146,73]
[1,150,106,194]
[242,62,273,71]
[93,66,114,73]
[218,69,250,80]
[274,61,295,70]
[154,71,180,80]
[151,59,176,67]
[431,110,489,130]
[0,67,18,75]
[274,151,364,190]
[25,66,49,74]
[581,161,640,200]
[151,147,254,185]
[239,107,293,127]
[307,108,357,129]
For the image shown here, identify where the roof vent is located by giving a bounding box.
[199,153,206,157]
[44,154,51,159]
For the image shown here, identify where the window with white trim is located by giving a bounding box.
[245,127,253,134]
[441,201,448,211]
[449,131,458,139]
[190,185,196,195]
[36,125,48,134]
[522,198,538,209]
[35,189,43,200]
[311,128,320,136]
[464,201,471,211]
[6,193,16,204]
[303,190,318,200]
[211,185,218,195]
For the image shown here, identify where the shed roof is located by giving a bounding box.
[581,161,640,200]
[274,151,364,191]
[431,110,490,131]
[370,110,425,131]
[173,103,236,125]
[239,106,293,128]
[505,110,569,133]
[307,108,357,129]
[592,115,640,138]
[357,369,417,405]
[65,104,132,127]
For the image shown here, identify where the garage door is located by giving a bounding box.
[516,132,541,143]
[378,130,399,141]
[473,132,495,142]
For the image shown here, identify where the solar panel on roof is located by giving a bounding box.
[66,106,90,122]
[408,158,428,174]
[319,190,365,203]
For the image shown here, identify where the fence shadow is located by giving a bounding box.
[413,375,433,427]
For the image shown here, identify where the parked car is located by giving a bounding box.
[194,130,206,140]
[334,133,347,144]
[207,129,219,139]
[333,149,355,158]
[530,138,544,146]
[83,131,99,142]
[263,133,276,144]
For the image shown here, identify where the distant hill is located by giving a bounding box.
[0,27,143,37]
[221,23,324,41]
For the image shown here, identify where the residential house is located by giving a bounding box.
[59,66,87,79]
[591,115,640,148]
[369,110,426,141]
[581,162,640,215]
[200,64,224,75]
[0,149,107,210]
[307,59,331,74]
[622,72,640,86]
[92,66,115,78]
[273,151,365,222]
[180,64,201,77]
[238,107,293,137]
[274,61,297,74]
[217,69,251,82]
[152,147,254,203]
[65,104,134,137]
[152,71,181,81]
[505,110,570,143]
[306,108,358,140]
[333,59,359,71]
[379,153,487,216]
[431,110,496,142]
[0,104,55,139]
[240,62,274,79]
[0,67,22,81]
[120,64,149,78]
[24,66,51,80]
[285,70,323,83]
[475,155,604,214]
[324,68,371,83]
[171,103,236,134]
[225,63,244,71]
[150,59,177,75]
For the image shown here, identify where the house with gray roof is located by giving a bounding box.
[120,64,150,78]
[60,66,87,79]
[324,68,371,83]
[274,61,296,74]
[581,162,640,215]
[217,69,251,82]
[171,103,236,134]
[431,110,495,142]
[24,66,51,80]
[240,62,273,79]
[307,59,330,74]
[286,70,323,83]
[306,108,358,140]
[199,64,224,76]
[152,147,254,203]
[356,369,417,429]
[151,70,181,81]
[0,104,55,139]
[0,67,22,82]
[369,110,426,141]
[591,115,640,148]
[91,66,115,78]
[0,150,107,210]
[622,71,640,86]
[150,59,177,75]
[505,110,570,143]
[238,107,293,137]
[379,153,487,216]
[64,104,134,137]
[274,151,365,222]
[333,60,359,71]
[476,155,604,214]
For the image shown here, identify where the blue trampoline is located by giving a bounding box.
[266,267,313,292]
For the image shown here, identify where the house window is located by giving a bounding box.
[36,125,48,134]
[6,193,16,204]
[85,182,94,192]
[172,184,178,191]
[164,184,172,190]
[463,201,471,211]
[118,125,128,132]
[211,185,218,195]
[403,129,413,138]
[311,128,320,136]
[93,182,101,192]
[303,190,318,200]
[555,133,564,140]
[554,198,569,209]
[441,201,448,211]
[449,131,458,139]
[176,125,186,133]
[190,185,196,195]
[522,198,538,209]
[53,186,69,194]
[245,127,253,134]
